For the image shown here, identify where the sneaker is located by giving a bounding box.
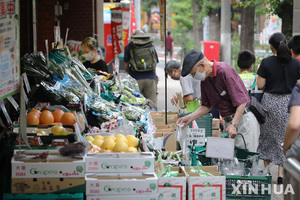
[277,177,283,184]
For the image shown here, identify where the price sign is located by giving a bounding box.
[187,128,205,146]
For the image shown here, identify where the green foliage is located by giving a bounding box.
[173,26,195,61]
[237,0,293,15]
[141,0,159,13]
[198,0,220,20]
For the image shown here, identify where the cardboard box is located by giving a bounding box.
[212,118,220,130]
[11,178,85,194]
[154,132,177,152]
[86,195,158,200]
[166,112,178,126]
[151,112,165,127]
[158,166,187,200]
[11,150,85,178]
[212,129,222,137]
[155,125,177,151]
[85,173,158,196]
[85,152,155,173]
[150,112,178,127]
[183,166,225,200]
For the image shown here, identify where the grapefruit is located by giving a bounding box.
[27,113,40,125]
[61,112,76,125]
[52,110,64,122]
[39,110,54,125]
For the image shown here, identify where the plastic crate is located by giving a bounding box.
[3,193,84,200]
[178,113,212,137]
[226,175,272,199]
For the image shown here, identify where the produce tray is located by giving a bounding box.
[226,175,272,199]
[12,133,76,146]
[3,193,84,200]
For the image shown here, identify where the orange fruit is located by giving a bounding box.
[39,110,54,125]
[60,112,76,125]
[27,113,40,125]
[29,109,41,117]
[52,109,64,122]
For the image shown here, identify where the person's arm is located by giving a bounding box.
[177,105,211,128]
[226,102,247,138]
[257,75,266,90]
[124,62,130,74]
[283,105,300,155]
[183,94,194,103]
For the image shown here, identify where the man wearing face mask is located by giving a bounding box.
[165,60,201,111]
[81,37,108,72]
[176,49,260,152]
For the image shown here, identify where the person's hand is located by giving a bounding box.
[176,115,192,128]
[219,115,224,126]
[226,124,237,138]
[170,95,178,105]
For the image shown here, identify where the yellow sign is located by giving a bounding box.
[159,0,165,41]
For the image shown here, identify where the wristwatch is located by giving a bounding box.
[229,122,238,130]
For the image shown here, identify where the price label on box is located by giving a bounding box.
[187,128,205,146]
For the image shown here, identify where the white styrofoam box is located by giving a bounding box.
[158,166,187,200]
[11,150,85,178]
[85,152,155,173]
[183,166,226,200]
[86,195,158,200]
[85,172,158,196]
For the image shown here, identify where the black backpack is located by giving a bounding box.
[129,35,157,72]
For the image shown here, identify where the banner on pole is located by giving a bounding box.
[122,4,130,51]
[0,0,20,100]
[111,6,122,58]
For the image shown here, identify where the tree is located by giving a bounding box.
[239,0,255,52]
[239,0,293,38]
[192,0,203,49]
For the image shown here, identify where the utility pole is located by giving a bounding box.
[220,0,231,64]
[293,0,300,35]
[135,0,141,30]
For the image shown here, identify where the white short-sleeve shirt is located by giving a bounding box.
[180,74,201,99]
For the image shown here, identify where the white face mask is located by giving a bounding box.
[84,52,94,61]
[193,70,206,81]
[172,71,180,80]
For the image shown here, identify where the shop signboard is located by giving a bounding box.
[110,6,122,58]
[0,0,20,100]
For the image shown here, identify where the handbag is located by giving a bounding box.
[248,95,268,124]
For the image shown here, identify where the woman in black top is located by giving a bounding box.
[257,32,300,184]
[81,37,108,72]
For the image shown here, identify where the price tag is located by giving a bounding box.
[187,128,205,146]
[0,100,12,125]
[22,73,31,93]
[7,96,19,111]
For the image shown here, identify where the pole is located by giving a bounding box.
[135,0,141,30]
[220,0,231,64]
[164,0,167,124]
[293,0,300,35]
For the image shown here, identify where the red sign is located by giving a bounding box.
[111,6,122,58]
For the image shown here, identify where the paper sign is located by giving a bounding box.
[206,137,235,159]
[187,128,205,146]
[154,155,165,177]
